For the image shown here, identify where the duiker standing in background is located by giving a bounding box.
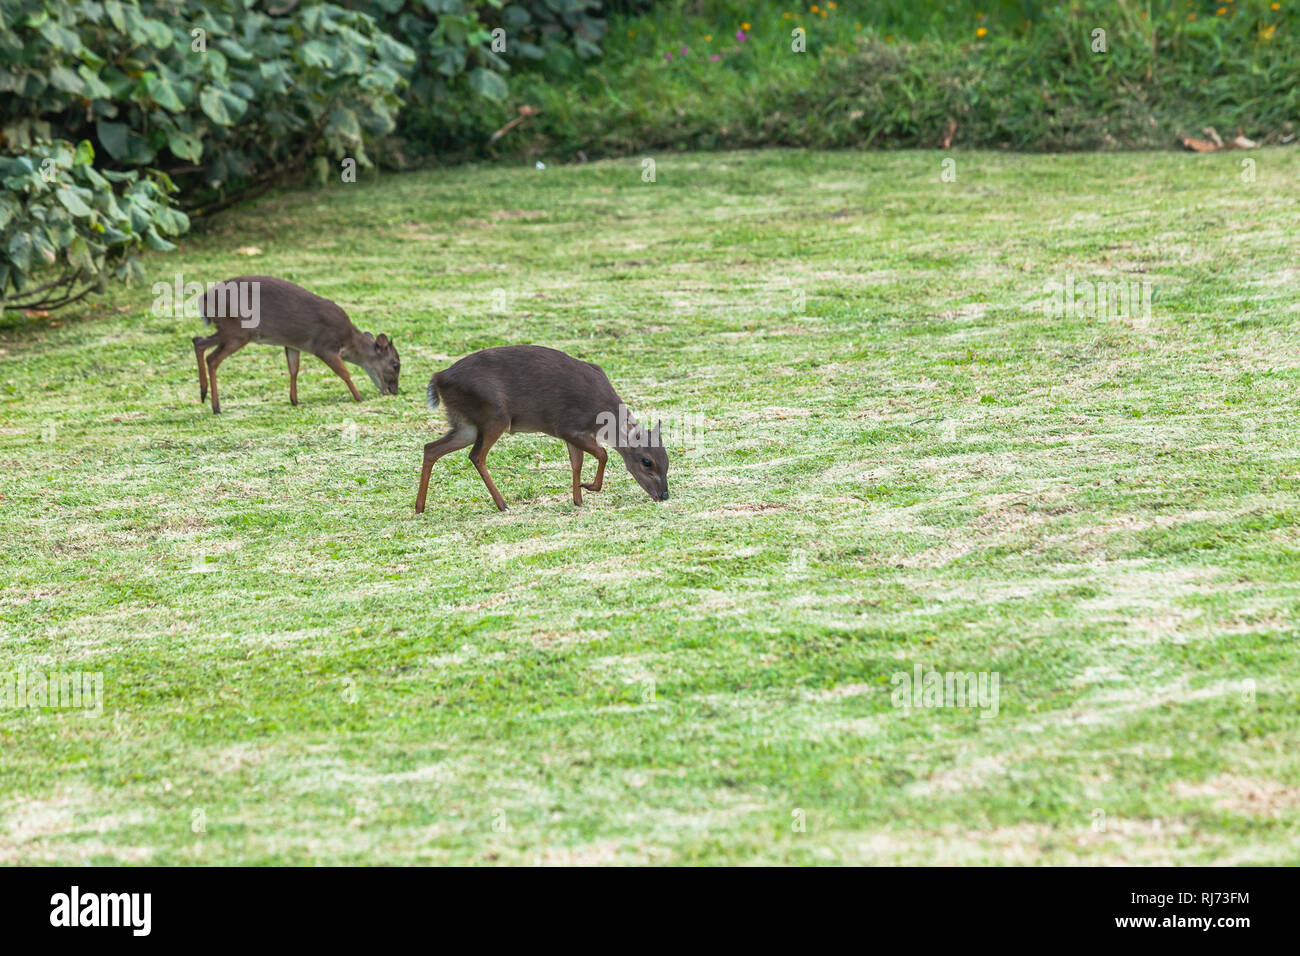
[415,345,669,512]
[192,275,399,413]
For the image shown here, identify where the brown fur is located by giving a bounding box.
[415,345,669,512]
[191,275,399,413]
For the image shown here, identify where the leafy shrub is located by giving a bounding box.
[0,0,414,310]
[0,138,186,311]
[365,0,610,155]
[0,0,414,208]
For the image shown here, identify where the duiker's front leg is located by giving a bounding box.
[320,352,362,402]
[565,433,607,491]
[567,441,585,505]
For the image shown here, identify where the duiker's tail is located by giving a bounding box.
[426,377,440,411]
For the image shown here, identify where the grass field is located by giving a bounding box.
[2,148,1299,864]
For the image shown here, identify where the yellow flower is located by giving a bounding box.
[1216,6,1226,14]
[783,12,792,19]
[1187,12,1196,19]
[1271,2,1280,9]
[828,1,836,7]
[976,26,988,37]
[819,9,826,15]
[705,34,712,41]
[1260,23,1277,39]
[811,4,819,11]
[742,22,750,30]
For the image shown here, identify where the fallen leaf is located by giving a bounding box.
[1227,127,1258,150]
[235,246,263,256]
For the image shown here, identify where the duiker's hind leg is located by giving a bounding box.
[468,419,509,511]
[285,347,300,406]
[193,333,219,403]
[205,339,247,414]
[415,427,476,514]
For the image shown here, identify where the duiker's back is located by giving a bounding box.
[434,345,620,436]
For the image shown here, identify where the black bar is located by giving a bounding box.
[1,866,1280,942]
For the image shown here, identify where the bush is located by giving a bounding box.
[364,0,610,156]
[0,0,414,310]
[0,0,414,207]
[0,138,185,311]
[0,0,622,310]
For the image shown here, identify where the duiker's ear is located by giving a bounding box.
[375,333,390,348]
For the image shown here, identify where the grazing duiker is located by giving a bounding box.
[191,275,399,413]
[415,345,669,512]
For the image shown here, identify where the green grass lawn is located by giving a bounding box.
[2,148,1299,864]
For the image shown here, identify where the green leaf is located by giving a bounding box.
[48,66,85,95]
[217,38,254,61]
[32,231,57,266]
[6,232,34,272]
[77,65,113,99]
[467,68,507,102]
[199,86,233,125]
[96,120,155,163]
[38,20,81,53]
[144,227,176,252]
[146,74,184,112]
[198,87,246,126]
[56,187,94,217]
[104,0,125,32]
[141,18,173,48]
[326,107,363,146]
[167,130,203,163]
[67,235,95,272]
[298,41,335,70]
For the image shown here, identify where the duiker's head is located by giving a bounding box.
[618,420,670,501]
[358,332,400,395]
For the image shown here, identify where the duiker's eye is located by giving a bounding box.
[640,457,652,468]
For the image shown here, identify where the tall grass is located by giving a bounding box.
[452,0,1299,160]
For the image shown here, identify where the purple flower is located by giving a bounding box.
[681,46,689,55]
[709,54,721,61]
[664,52,672,60]
[736,30,747,41]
